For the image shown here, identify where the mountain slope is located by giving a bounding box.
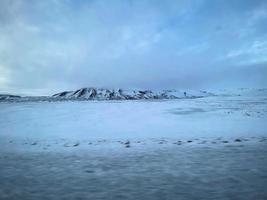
[0,94,21,100]
[52,88,213,100]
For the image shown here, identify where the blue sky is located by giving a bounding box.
[0,0,267,95]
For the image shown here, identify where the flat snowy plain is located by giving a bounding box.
[0,92,267,199]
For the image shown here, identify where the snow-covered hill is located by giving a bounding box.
[0,94,21,100]
[52,88,213,100]
[211,88,267,97]
[1,88,267,102]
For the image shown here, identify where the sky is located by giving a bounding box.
[0,0,267,95]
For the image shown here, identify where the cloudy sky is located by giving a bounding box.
[0,0,267,95]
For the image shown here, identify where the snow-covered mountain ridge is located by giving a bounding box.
[0,94,21,100]
[1,88,267,102]
[52,88,213,100]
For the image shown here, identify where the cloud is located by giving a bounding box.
[0,0,266,95]
[223,40,267,65]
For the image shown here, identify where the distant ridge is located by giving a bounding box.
[52,87,213,100]
[3,88,266,103]
[0,94,21,100]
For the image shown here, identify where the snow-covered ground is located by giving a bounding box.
[0,92,267,199]
[0,95,266,142]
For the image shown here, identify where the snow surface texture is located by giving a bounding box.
[0,89,266,141]
[0,88,267,200]
[1,141,267,200]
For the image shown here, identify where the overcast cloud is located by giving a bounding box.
[0,0,267,95]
